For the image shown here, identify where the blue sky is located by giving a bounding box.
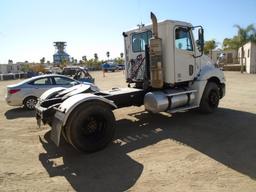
[0,0,256,63]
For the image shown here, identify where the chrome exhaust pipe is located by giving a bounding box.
[151,12,158,38]
[149,12,164,89]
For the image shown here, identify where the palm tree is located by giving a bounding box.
[94,53,98,61]
[204,40,217,59]
[71,57,74,63]
[80,56,87,66]
[106,51,110,61]
[223,38,240,51]
[82,55,87,62]
[40,57,45,64]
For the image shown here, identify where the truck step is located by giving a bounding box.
[166,89,197,97]
[167,105,198,113]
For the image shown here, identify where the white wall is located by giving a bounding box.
[251,43,256,73]
[0,64,21,74]
[238,42,256,74]
[211,49,238,64]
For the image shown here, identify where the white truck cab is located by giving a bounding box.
[124,18,224,85]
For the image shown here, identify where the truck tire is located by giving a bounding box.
[199,82,220,113]
[23,96,38,110]
[65,101,115,152]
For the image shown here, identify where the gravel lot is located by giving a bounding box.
[0,71,256,192]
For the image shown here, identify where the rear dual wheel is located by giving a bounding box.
[64,101,115,152]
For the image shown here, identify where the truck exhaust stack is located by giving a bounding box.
[149,12,164,89]
[151,12,158,38]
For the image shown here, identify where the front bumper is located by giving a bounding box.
[5,95,23,106]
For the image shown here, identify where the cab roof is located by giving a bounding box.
[124,19,193,34]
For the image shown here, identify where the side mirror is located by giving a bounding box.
[197,28,204,53]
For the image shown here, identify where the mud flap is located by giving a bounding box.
[50,111,65,146]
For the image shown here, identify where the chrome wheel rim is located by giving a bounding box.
[26,98,37,109]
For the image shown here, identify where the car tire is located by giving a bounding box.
[199,82,220,113]
[23,96,38,110]
[65,101,116,153]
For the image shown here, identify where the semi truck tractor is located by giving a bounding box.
[35,13,225,152]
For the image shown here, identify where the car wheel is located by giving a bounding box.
[23,96,38,110]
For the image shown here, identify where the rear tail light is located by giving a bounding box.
[8,89,21,94]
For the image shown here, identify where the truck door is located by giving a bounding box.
[126,30,152,83]
[174,27,195,83]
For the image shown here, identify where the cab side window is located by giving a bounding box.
[132,31,152,52]
[175,27,193,51]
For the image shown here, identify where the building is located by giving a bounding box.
[0,63,21,74]
[211,49,238,64]
[53,42,70,65]
[238,42,256,74]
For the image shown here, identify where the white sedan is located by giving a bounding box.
[5,74,89,109]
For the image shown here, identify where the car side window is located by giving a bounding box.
[175,27,193,51]
[54,77,74,85]
[31,77,52,85]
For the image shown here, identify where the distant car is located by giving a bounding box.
[62,66,95,83]
[117,64,125,70]
[102,63,118,72]
[5,74,88,110]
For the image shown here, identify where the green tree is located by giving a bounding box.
[40,57,45,64]
[71,57,74,64]
[114,57,124,64]
[94,53,98,61]
[21,64,30,72]
[60,59,67,68]
[204,40,217,59]
[82,55,87,62]
[222,38,240,50]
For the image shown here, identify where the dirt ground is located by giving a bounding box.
[0,71,256,192]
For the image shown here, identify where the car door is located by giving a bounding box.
[174,27,195,83]
[29,77,53,97]
[53,76,77,88]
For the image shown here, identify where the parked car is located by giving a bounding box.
[5,74,90,110]
[101,62,118,72]
[117,64,125,70]
[62,66,94,83]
